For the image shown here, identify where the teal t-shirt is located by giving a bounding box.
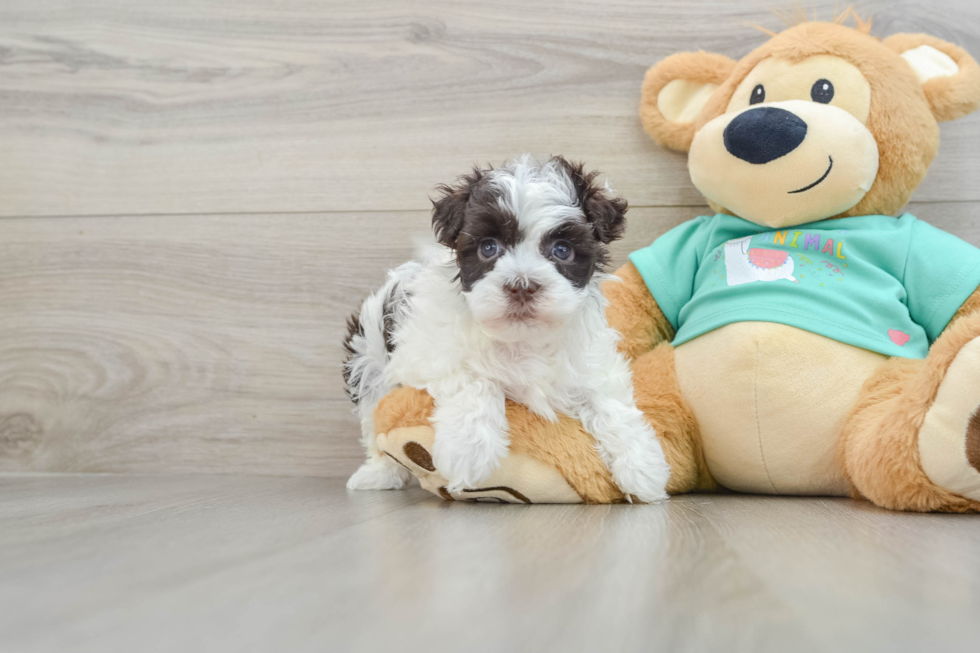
[628,213,980,359]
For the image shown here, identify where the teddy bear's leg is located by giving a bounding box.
[373,386,625,503]
[631,343,716,494]
[370,345,712,501]
[839,310,980,512]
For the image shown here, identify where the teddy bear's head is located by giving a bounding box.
[640,13,980,228]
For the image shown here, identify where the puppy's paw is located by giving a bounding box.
[346,456,413,490]
[608,438,671,504]
[432,429,508,490]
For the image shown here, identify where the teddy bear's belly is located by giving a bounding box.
[673,322,888,495]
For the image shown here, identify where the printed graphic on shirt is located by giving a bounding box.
[889,329,911,346]
[724,236,798,286]
[628,213,980,359]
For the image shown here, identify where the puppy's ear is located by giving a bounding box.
[884,34,980,122]
[554,157,628,245]
[640,51,736,152]
[431,167,485,248]
[429,167,488,249]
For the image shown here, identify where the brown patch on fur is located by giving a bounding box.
[341,312,364,404]
[438,486,455,501]
[430,167,488,248]
[631,344,715,494]
[602,262,675,361]
[553,156,628,245]
[541,221,608,289]
[640,51,737,152]
[402,441,435,472]
[967,410,980,472]
[839,310,980,512]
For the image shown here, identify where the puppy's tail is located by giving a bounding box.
[342,262,419,442]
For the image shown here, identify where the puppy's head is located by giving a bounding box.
[431,155,627,341]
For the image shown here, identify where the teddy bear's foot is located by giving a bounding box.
[918,336,980,501]
[346,454,414,490]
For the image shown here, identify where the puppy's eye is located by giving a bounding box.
[479,239,499,259]
[811,79,834,104]
[750,84,766,105]
[551,241,573,261]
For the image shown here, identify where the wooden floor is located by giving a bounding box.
[0,476,978,653]
[3,2,980,650]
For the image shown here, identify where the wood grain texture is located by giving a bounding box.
[0,202,977,476]
[1,476,978,653]
[1,0,980,216]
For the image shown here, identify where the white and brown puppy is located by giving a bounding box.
[343,155,670,502]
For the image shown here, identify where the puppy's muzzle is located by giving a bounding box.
[504,279,541,305]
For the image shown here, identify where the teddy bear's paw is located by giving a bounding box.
[346,455,414,491]
[918,336,980,502]
[432,429,508,491]
[607,440,671,504]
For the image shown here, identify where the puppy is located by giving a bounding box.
[343,155,670,502]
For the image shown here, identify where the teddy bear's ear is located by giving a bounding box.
[883,34,980,122]
[640,52,736,152]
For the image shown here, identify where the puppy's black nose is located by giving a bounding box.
[504,280,541,303]
[724,107,808,164]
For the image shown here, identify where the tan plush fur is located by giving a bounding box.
[602,262,674,360]
[503,403,624,504]
[839,310,980,513]
[951,285,980,324]
[883,33,980,122]
[374,385,436,435]
[640,52,736,152]
[631,344,716,494]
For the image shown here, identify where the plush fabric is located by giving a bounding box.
[369,15,980,511]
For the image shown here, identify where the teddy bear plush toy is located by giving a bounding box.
[370,14,980,511]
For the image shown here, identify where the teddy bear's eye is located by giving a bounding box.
[811,79,835,104]
[750,84,766,105]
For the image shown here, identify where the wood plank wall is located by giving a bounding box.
[1,0,979,477]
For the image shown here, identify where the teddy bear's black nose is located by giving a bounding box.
[724,107,808,164]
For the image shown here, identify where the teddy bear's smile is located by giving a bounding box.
[788,155,833,194]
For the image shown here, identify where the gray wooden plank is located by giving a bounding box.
[1,202,977,476]
[1,0,979,216]
[1,477,977,653]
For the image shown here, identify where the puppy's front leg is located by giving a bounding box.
[577,363,671,503]
[429,376,509,492]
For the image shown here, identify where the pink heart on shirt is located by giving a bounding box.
[888,329,911,347]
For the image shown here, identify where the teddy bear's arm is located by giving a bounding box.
[602,262,675,361]
[949,283,980,326]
